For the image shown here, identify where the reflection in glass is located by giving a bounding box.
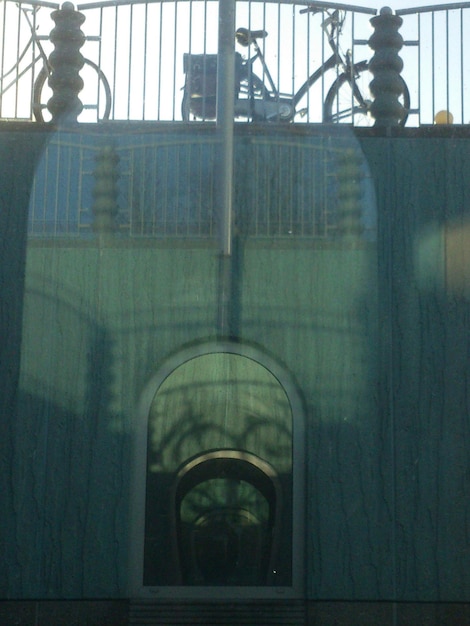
[144,352,293,587]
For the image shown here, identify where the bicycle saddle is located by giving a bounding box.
[235,27,268,46]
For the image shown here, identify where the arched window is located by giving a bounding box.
[131,341,305,599]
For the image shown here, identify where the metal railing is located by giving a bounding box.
[1,0,469,125]
[0,0,375,123]
[398,2,470,125]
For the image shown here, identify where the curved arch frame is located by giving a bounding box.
[130,340,306,599]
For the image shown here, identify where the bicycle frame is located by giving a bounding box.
[182,6,370,123]
[0,4,51,115]
[237,10,368,121]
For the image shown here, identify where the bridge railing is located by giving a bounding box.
[1,0,470,125]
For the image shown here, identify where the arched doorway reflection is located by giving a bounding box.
[172,449,282,586]
[133,342,305,598]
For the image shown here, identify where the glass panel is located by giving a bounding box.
[144,352,293,586]
[179,478,271,585]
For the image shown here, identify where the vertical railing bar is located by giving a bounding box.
[417,13,421,125]
[71,145,77,233]
[41,143,49,233]
[413,12,418,125]
[172,0,178,120]
[187,144,192,236]
[201,0,207,120]
[201,142,206,236]
[147,146,152,233]
[180,0,192,122]
[299,145,303,235]
[305,4,310,120]
[258,144,262,236]
[138,145,143,232]
[77,147,84,233]
[112,5,118,118]
[98,6,104,119]
[129,147,135,235]
[275,143,279,235]
[188,0,192,73]
[140,145,146,232]
[155,145,160,235]
[157,0,163,119]
[14,2,23,118]
[135,148,141,235]
[262,0,267,100]
[286,146,295,236]
[321,6,326,121]
[431,10,435,120]
[302,147,306,233]
[291,3,295,109]
[247,0,252,121]
[0,1,6,116]
[153,145,158,235]
[202,142,207,236]
[1,1,7,116]
[210,141,215,237]
[288,145,293,235]
[30,6,38,119]
[195,142,200,235]
[128,3,134,119]
[173,144,179,235]
[445,9,450,121]
[351,11,356,124]
[277,0,281,113]
[30,174,36,233]
[277,143,282,235]
[138,144,143,237]
[183,143,187,235]
[198,143,203,236]
[460,8,464,122]
[64,143,70,233]
[53,142,60,236]
[142,2,148,119]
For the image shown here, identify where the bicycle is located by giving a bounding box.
[0,1,111,122]
[182,4,410,125]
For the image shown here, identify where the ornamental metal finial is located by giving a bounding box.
[368,6,405,126]
[47,2,85,123]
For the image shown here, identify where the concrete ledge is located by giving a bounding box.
[308,601,470,625]
[0,600,128,626]
[3,600,470,625]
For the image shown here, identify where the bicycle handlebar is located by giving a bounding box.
[299,1,376,16]
[300,6,322,14]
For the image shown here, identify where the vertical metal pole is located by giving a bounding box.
[217,0,235,255]
[217,0,236,335]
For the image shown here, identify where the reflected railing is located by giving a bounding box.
[27,130,375,239]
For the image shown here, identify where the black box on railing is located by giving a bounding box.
[183,52,242,119]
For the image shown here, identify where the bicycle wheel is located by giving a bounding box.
[33,58,112,123]
[324,66,410,127]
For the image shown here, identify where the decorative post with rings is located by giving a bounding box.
[368,6,405,126]
[47,2,85,123]
[92,146,120,235]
